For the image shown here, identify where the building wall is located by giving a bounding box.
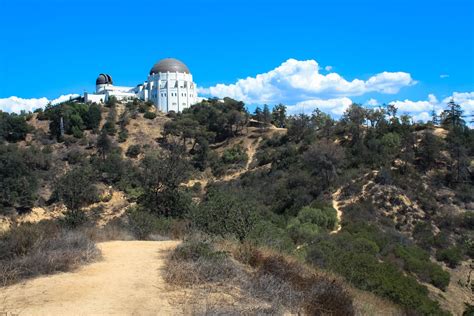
[147,72,197,112]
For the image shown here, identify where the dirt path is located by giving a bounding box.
[222,137,262,181]
[330,188,343,234]
[0,240,181,316]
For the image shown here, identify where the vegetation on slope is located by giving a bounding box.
[0,96,472,315]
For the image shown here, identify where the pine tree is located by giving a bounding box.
[441,99,465,130]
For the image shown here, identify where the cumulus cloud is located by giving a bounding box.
[199,58,416,105]
[325,65,333,71]
[389,91,474,124]
[0,94,79,113]
[287,97,353,115]
[365,98,379,107]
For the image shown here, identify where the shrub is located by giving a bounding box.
[190,189,257,241]
[144,111,157,120]
[247,220,294,252]
[394,245,450,290]
[66,149,85,165]
[126,144,141,158]
[165,237,237,285]
[436,246,463,268]
[221,144,248,165]
[0,221,99,286]
[61,209,89,228]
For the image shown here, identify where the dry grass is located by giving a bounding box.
[0,221,100,287]
[164,236,355,315]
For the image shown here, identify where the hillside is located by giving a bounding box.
[0,98,473,315]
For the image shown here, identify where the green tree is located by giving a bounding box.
[441,99,465,130]
[96,129,112,160]
[55,166,98,211]
[139,146,192,217]
[190,189,257,241]
[272,104,287,128]
[84,103,102,130]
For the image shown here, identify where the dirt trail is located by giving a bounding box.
[222,137,262,181]
[330,188,343,234]
[0,240,181,316]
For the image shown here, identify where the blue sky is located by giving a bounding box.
[0,0,473,120]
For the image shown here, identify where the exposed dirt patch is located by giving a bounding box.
[0,240,182,316]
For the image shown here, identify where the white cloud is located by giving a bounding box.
[325,65,333,72]
[389,91,474,124]
[366,98,379,106]
[199,58,416,105]
[0,94,79,113]
[287,97,353,116]
[440,74,449,79]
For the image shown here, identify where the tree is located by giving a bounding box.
[84,103,102,130]
[97,129,112,159]
[55,166,98,211]
[302,141,345,188]
[416,132,441,171]
[0,112,31,142]
[441,99,465,130]
[139,146,192,217]
[0,145,38,212]
[262,104,272,126]
[253,106,263,122]
[190,188,257,241]
[272,104,287,128]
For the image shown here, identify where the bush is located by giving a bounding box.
[287,205,337,243]
[144,111,157,120]
[247,220,294,252]
[436,246,464,268]
[126,144,141,158]
[307,233,448,315]
[221,144,248,165]
[165,237,237,285]
[394,245,450,290]
[0,221,99,286]
[190,188,257,241]
[61,209,89,228]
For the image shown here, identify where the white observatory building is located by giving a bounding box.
[84,58,198,113]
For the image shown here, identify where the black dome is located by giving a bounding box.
[149,58,190,75]
[96,74,113,85]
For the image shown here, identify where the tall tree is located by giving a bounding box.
[272,104,287,128]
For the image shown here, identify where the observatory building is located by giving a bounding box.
[84,58,198,113]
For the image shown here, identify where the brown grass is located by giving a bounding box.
[164,236,355,315]
[0,221,100,287]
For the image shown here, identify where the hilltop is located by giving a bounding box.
[0,98,473,315]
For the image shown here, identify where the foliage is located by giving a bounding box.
[0,111,31,142]
[0,145,50,212]
[190,188,257,241]
[54,166,98,211]
[143,111,157,119]
[138,146,192,217]
[126,144,142,158]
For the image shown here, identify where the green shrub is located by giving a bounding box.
[126,144,141,158]
[394,245,450,290]
[436,246,463,268]
[221,144,248,165]
[144,111,157,120]
[61,209,89,228]
[118,129,128,143]
[247,220,294,252]
[190,189,257,241]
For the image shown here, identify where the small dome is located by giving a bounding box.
[96,73,113,85]
[149,58,190,75]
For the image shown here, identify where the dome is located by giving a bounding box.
[96,73,113,85]
[149,58,190,75]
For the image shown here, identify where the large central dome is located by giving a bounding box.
[149,58,190,75]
